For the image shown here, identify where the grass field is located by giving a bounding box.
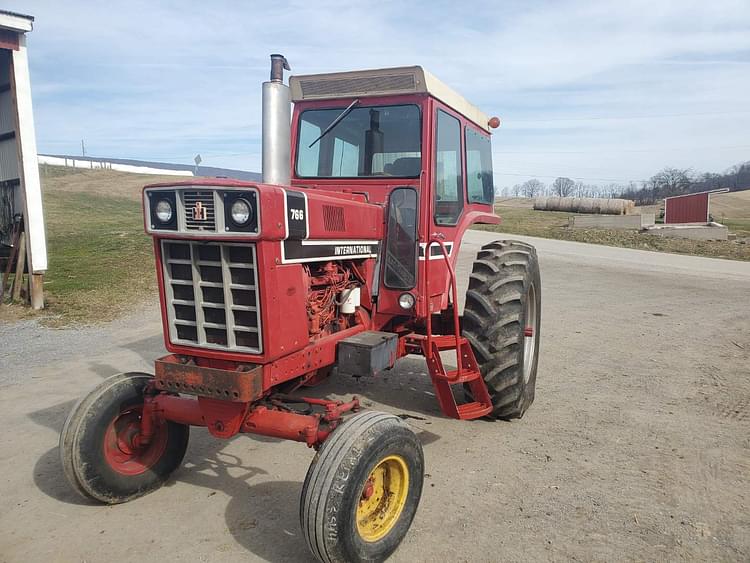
[1,167,748,325]
[481,204,750,261]
[1,168,178,324]
[721,217,750,238]
[40,191,155,323]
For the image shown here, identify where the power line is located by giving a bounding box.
[493,144,750,155]
[508,110,750,123]
[494,171,645,183]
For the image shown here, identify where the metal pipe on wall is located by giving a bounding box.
[262,54,291,186]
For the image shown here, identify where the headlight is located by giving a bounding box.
[398,292,416,310]
[155,199,173,222]
[230,198,252,225]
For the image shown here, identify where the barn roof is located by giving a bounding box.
[663,188,729,201]
[0,9,34,32]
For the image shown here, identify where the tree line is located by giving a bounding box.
[498,160,750,205]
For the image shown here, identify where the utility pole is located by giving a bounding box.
[81,139,86,157]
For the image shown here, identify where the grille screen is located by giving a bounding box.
[298,74,417,99]
[322,205,346,232]
[162,240,262,353]
[183,191,216,231]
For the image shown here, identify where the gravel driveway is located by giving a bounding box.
[1,231,748,562]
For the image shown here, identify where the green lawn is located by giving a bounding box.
[41,191,155,323]
[722,217,750,238]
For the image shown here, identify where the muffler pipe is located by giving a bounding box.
[262,54,291,185]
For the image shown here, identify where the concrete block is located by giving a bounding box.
[644,223,729,241]
[569,213,655,230]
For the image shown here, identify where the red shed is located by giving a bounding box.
[664,189,729,224]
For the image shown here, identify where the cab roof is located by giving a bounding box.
[289,66,491,132]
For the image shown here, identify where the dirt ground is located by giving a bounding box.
[1,230,749,562]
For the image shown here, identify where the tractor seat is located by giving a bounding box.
[387,157,421,177]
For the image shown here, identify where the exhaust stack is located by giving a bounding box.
[262,54,291,186]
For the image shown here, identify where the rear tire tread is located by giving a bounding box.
[463,239,541,419]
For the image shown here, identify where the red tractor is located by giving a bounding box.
[61,55,541,563]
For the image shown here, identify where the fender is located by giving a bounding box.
[429,208,501,310]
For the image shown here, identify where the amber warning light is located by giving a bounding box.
[488,116,501,129]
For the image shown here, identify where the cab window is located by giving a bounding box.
[465,127,494,204]
[384,188,418,289]
[434,110,463,225]
[296,104,421,178]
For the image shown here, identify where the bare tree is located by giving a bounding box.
[650,167,694,195]
[616,160,750,204]
[511,183,523,197]
[601,183,626,198]
[552,177,575,197]
[574,182,599,197]
[521,179,544,198]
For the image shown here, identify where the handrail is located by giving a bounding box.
[424,237,463,381]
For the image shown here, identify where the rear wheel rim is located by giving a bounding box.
[356,455,410,542]
[523,283,538,383]
[102,406,168,476]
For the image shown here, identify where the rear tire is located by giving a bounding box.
[463,240,541,419]
[300,411,424,563]
[60,372,190,504]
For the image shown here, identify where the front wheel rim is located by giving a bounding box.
[522,282,538,384]
[356,455,410,542]
[102,406,168,476]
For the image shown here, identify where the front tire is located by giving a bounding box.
[463,240,541,419]
[60,372,190,504]
[300,411,424,563]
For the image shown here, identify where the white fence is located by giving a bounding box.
[38,155,193,177]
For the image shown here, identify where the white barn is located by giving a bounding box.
[0,9,44,308]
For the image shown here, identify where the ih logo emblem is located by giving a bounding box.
[193,201,207,221]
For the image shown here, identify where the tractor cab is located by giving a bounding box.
[287,65,501,317]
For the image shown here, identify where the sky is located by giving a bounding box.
[12,0,750,188]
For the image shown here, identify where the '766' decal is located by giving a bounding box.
[285,190,308,239]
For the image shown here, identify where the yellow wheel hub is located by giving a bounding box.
[356,455,409,542]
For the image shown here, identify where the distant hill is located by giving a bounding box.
[709,189,750,219]
[39,154,262,182]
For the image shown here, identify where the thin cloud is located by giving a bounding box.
[17,0,750,184]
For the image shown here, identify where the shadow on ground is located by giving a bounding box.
[30,397,312,562]
[27,355,450,562]
[122,333,168,364]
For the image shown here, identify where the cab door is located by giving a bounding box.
[423,107,465,309]
[382,187,419,291]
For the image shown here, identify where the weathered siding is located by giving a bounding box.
[664,193,709,224]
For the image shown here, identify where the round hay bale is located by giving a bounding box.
[576,198,593,213]
[533,197,548,211]
[602,200,619,215]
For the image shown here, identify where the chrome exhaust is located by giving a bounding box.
[261,54,291,186]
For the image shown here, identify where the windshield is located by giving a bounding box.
[296,104,421,178]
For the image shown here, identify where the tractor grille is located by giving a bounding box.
[161,240,262,353]
[183,190,216,231]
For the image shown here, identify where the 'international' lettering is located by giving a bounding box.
[334,245,372,256]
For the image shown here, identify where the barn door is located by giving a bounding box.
[0,48,19,248]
